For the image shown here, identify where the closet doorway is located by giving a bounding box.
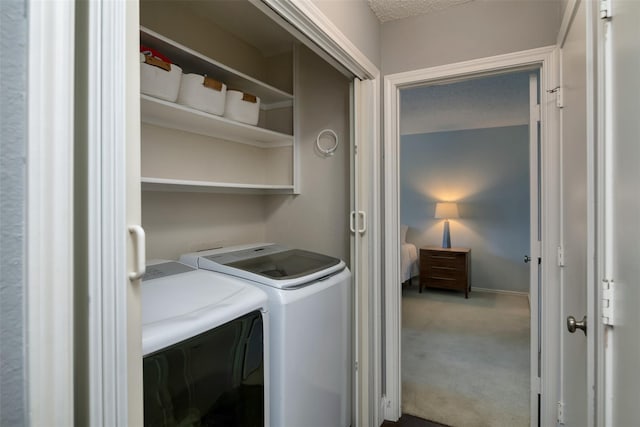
[77,0,381,425]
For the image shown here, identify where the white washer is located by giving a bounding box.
[142,260,270,427]
[180,244,352,427]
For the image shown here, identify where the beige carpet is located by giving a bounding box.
[402,286,530,427]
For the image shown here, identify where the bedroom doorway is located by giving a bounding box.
[397,70,537,426]
[383,46,559,427]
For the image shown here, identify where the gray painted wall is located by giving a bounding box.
[381,0,561,75]
[265,46,351,263]
[311,0,381,68]
[143,192,269,260]
[0,0,27,423]
[401,126,530,292]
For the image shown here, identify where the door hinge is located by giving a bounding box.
[557,245,565,267]
[557,401,565,424]
[602,279,615,326]
[382,396,391,408]
[547,86,563,108]
[533,376,541,394]
[354,360,359,371]
[600,0,612,19]
[532,104,541,122]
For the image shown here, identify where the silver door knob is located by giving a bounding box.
[524,255,532,263]
[567,315,587,335]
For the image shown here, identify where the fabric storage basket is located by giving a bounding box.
[177,74,227,116]
[224,90,260,126]
[140,52,182,102]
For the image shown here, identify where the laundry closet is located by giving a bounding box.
[139,0,352,264]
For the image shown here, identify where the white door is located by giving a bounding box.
[124,1,144,424]
[600,0,640,425]
[559,1,591,424]
[82,0,143,424]
[351,77,380,427]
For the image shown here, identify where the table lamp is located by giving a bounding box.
[435,202,459,248]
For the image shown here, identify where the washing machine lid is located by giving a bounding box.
[182,244,345,289]
[141,261,268,356]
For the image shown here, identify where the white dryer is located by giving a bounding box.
[180,244,352,427]
[142,260,270,427]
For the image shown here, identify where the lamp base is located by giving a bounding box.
[442,220,452,248]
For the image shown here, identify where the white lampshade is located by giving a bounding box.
[434,202,459,219]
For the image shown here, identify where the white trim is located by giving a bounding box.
[383,73,402,422]
[27,0,76,424]
[594,4,609,425]
[585,2,599,425]
[369,79,382,427]
[473,287,530,297]
[528,71,541,427]
[383,46,561,425]
[384,46,554,89]
[292,44,301,194]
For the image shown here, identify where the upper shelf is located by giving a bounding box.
[141,177,295,194]
[140,26,293,106]
[141,95,293,147]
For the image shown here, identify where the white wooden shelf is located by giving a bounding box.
[141,27,293,106]
[141,94,293,147]
[140,26,298,195]
[142,177,295,194]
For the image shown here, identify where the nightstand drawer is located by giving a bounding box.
[423,252,465,269]
[426,265,465,280]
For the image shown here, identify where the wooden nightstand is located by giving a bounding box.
[420,247,471,298]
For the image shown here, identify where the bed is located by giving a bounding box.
[400,225,419,284]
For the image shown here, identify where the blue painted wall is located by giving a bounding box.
[401,125,530,293]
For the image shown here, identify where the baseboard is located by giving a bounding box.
[473,287,529,297]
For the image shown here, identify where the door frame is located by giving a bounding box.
[382,46,561,425]
[26,0,76,424]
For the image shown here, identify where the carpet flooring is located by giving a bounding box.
[401,286,530,427]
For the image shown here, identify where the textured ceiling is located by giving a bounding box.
[368,0,474,22]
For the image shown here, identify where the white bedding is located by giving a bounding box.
[401,242,419,283]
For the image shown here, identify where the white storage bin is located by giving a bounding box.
[140,53,182,102]
[177,74,227,116]
[224,90,260,126]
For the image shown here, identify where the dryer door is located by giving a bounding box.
[143,310,264,427]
